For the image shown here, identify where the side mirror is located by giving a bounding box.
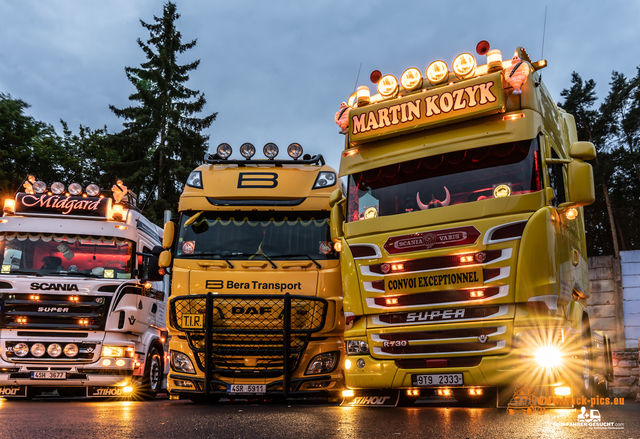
[569,141,596,161]
[329,189,344,208]
[329,189,345,241]
[566,159,595,207]
[158,250,173,268]
[140,253,163,281]
[163,221,175,249]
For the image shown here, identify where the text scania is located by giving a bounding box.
[352,81,496,135]
[387,271,480,291]
[30,283,79,291]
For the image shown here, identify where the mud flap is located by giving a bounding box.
[0,386,27,397]
[341,390,400,407]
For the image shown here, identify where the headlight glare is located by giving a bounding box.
[535,346,562,368]
[171,351,196,374]
[305,351,339,375]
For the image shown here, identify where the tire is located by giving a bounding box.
[140,346,163,400]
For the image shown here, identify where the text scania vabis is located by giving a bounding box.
[1,178,168,398]
[159,143,344,401]
[330,41,613,406]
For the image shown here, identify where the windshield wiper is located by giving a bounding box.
[1,269,42,276]
[269,254,322,269]
[42,271,102,278]
[232,253,277,269]
[177,250,235,268]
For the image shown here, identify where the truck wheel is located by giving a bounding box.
[140,346,162,400]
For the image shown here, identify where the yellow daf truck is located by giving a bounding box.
[331,42,613,406]
[159,143,343,402]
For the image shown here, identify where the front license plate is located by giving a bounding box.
[412,373,463,387]
[227,384,266,395]
[31,371,66,380]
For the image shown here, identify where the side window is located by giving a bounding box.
[548,147,567,206]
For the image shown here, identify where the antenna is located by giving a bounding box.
[353,62,362,94]
[541,6,548,60]
[140,184,157,213]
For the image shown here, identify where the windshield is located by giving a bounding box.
[176,211,338,260]
[347,137,542,221]
[0,233,134,279]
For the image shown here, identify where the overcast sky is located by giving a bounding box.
[1,0,639,172]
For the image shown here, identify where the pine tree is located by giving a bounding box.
[108,1,216,223]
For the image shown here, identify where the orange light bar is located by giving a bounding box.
[385,298,399,306]
[342,148,358,157]
[16,317,27,324]
[469,290,484,298]
[79,318,89,326]
[503,113,525,121]
[29,294,40,301]
[391,263,404,271]
[460,255,474,263]
[3,199,15,214]
[69,296,79,302]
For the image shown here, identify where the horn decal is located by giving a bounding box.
[416,187,451,210]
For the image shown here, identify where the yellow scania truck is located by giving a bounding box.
[159,143,343,402]
[330,43,613,406]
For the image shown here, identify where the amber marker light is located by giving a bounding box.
[469,290,484,298]
[377,75,399,98]
[503,113,525,121]
[342,389,354,397]
[3,199,15,214]
[144,281,152,290]
[453,53,476,78]
[401,68,422,91]
[426,60,448,85]
[391,263,404,271]
[333,241,342,252]
[69,296,79,302]
[460,255,474,263]
[16,317,27,324]
[385,298,398,306]
[115,225,128,230]
[565,208,578,221]
[356,86,371,106]
[29,294,40,301]
[342,148,358,158]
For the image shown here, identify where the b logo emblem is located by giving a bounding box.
[237,173,278,189]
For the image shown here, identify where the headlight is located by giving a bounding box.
[64,344,78,357]
[346,340,369,355]
[514,329,565,368]
[47,344,62,358]
[186,171,203,189]
[31,343,46,357]
[216,142,232,159]
[14,343,29,357]
[102,346,134,358]
[305,351,339,375]
[171,351,196,374]
[535,346,562,368]
[313,172,337,189]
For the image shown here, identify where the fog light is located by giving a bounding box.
[64,344,78,357]
[356,358,365,369]
[47,344,62,358]
[345,359,352,370]
[31,343,46,357]
[123,386,133,393]
[173,380,194,388]
[14,343,29,357]
[554,386,571,396]
[116,359,126,367]
[407,389,420,396]
[342,390,354,397]
[102,359,112,367]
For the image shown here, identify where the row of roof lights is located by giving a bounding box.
[24,175,101,197]
[216,142,304,160]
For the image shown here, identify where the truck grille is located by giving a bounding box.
[170,294,327,378]
[0,293,112,330]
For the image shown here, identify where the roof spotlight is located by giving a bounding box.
[287,143,303,159]
[86,184,101,197]
[377,75,399,98]
[216,143,232,159]
[453,53,477,78]
[263,143,279,159]
[401,68,422,91]
[68,183,83,196]
[33,181,47,194]
[426,60,449,85]
[51,182,65,195]
[240,143,256,159]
